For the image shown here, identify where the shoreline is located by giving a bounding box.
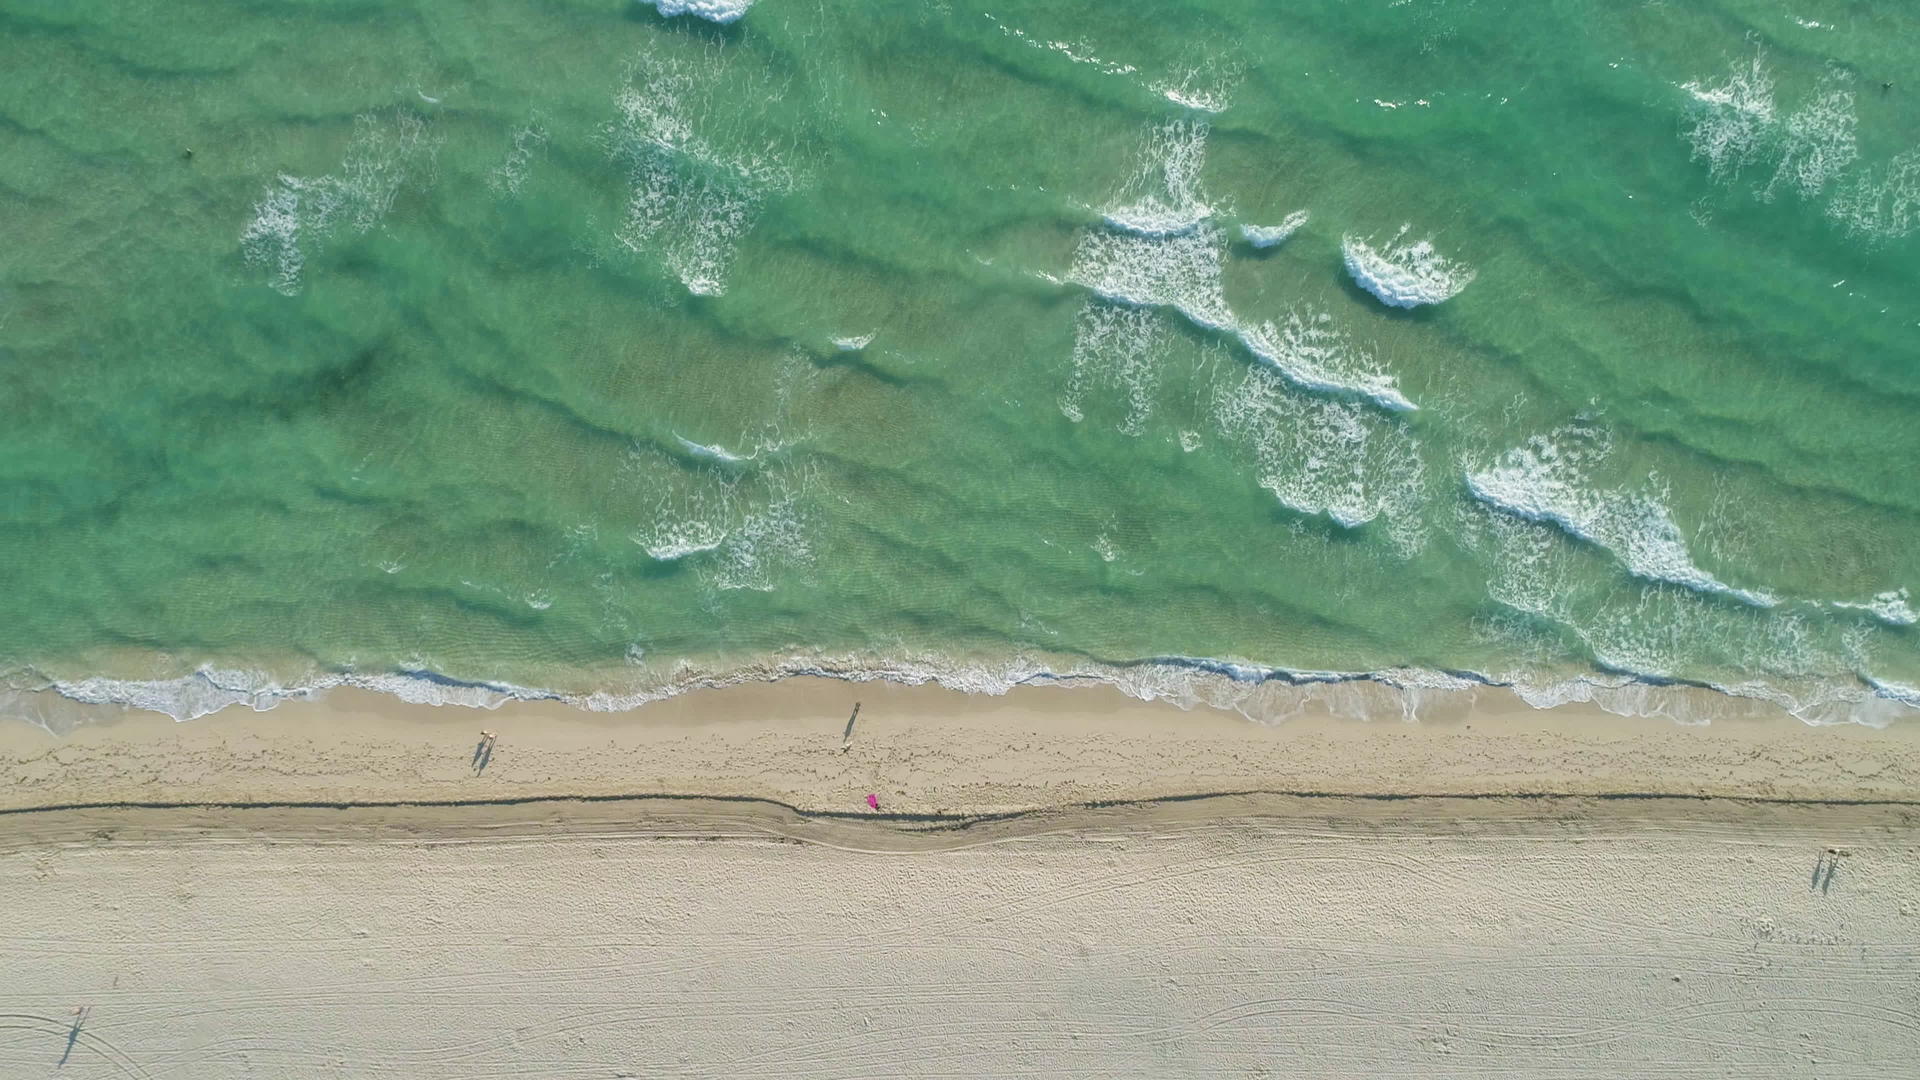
[6,675,1920,816]
[20,648,1920,728]
[26,645,1920,722]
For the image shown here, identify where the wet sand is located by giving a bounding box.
[4,678,1920,815]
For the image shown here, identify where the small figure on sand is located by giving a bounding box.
[472,730,498,774]
[1812,847,1845,894]
[866,793,880,811]
[59,1006,90,1067]
[841,702,861,751]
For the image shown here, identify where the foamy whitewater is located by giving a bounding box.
[1467,431,1779,609]
[1341,227,1476,309]
[1066,120,1417,412]
[18,647,1913,731]
[3,0,1917,734]
[642,0,753,24]
[1242,211,1309,248]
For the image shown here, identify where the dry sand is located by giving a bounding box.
[2,795,1917,1078]
[3,680,1919,1077]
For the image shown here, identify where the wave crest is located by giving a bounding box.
[1341,226,1476,308]
[1467,429,1778,608]
[642,0,754,23]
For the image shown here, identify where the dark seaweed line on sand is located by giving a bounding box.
[2,787,1917,830]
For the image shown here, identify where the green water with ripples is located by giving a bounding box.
[2,0,1917,720]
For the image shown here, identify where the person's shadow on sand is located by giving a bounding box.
[472,732,496,775]
[58,1006,89,1067]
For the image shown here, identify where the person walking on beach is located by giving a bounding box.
[473,730,497,773]
[59,1005,90,1066]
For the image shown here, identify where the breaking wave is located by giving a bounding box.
[1230,311,1417,414]
[1467,429,1778,607]
[602,43,795,296]
[1683,46,1917,241]
[1065,119,1415,413]
[1241,210,1309,248]
[240,110,439,295]
[1212,358,1430,550]
[1834,589,1917,628]
[642,0,754,23]
[1682,48,1778,183]
[1341,226,1476,309]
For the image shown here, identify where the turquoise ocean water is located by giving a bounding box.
[2,0,1917,722]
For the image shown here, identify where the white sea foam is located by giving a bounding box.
[674,435,751,464]
[638,518,730,561]
[1680,48,1915,241]
[1060,300,1170,434]
[708,481,812,591]
[1065,122,1223,318]
[1100,209,1208,238]
[1241,210,1309,248]
[625,436,817,590]
[628,445,738,562]
[1834,589,1917,627]
[603,47,793,296]
[613,139,769,297]
[240,110,438,295]
[1065,119,1414,414]
[1865,675,1920,709]
[1341,226,1475,308]
[240,182,312,297]
[642,0,753,22]
[487,117,549,197]
[1826,148,1920,241]
[1581,590,1807,686]
[1467,431,1777,607]
[833,333,874,351]
[1070,221,1231,326]
[1681,49,1777,182]
[1471,502,1580,625]
[1466,493,1910,727]
[1095,116,1215,237]
[1158,84,1232,113]
[1231,310,1417,413]
[1150,52,1243,114]
[25,646,1913,730]
[49,668,309,722]
[1762,70,1856,202]
[983,15,1139,78]
[1213,359,1428,549]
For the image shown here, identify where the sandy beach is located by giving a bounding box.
[4,681,1920,1076]
[3,792,1917,1077]
[5,678,1920,815]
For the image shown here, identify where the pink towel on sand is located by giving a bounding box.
[866,793,880,810]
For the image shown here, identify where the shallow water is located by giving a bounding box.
[1,0,1916,721]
